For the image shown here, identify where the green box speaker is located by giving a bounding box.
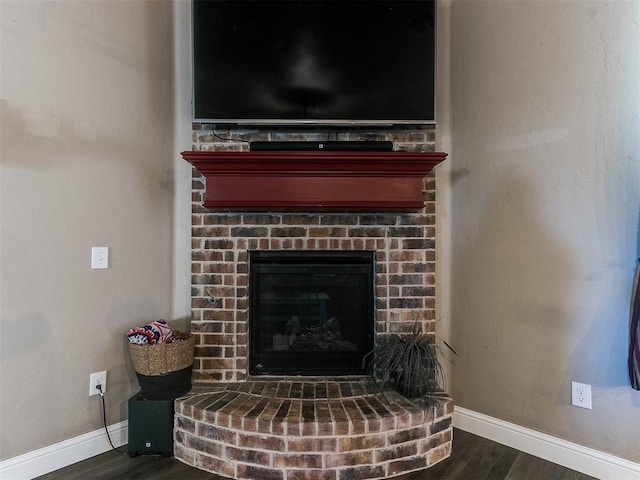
[127,393,174,457]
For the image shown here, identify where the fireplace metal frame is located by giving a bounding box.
[248,250,376,376]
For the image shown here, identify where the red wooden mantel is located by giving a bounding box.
[182,150,447,211]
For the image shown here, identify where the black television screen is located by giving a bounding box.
[192,0,436,125]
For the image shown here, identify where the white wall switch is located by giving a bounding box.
[91,247,109,269]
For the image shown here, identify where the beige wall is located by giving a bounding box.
[445,0,640,462]
[0,0,178,460]
[2,0,639,469]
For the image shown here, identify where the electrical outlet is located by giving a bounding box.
[89,370,107,396]
[571,381,592,409]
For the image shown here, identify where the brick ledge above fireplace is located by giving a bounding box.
[182,150,447,211]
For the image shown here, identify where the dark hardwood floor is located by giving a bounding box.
[35,429,597,480]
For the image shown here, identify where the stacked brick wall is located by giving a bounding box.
[191,124,436,152]
[190,125,437,383]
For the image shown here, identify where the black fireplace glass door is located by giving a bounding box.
[249,251,375,375]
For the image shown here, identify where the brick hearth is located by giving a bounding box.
[175,379,453,480]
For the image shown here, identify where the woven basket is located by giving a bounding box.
[128,334,194,376]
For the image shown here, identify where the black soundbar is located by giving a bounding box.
[249,141,393,152]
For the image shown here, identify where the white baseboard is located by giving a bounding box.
[0,421,127,480]
[454,406,640,480]
[3,410,638,480]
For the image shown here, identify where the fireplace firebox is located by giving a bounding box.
[249,251,375,376]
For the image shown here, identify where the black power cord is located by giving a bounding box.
[96,384,127,454]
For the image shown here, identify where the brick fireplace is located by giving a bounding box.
[174,125,453,480]
[189,206,438,383]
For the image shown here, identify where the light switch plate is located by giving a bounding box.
[91,247,108,269]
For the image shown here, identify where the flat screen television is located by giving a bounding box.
[192,0,436,125]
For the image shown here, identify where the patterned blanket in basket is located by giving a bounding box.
[126,319,182,345]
